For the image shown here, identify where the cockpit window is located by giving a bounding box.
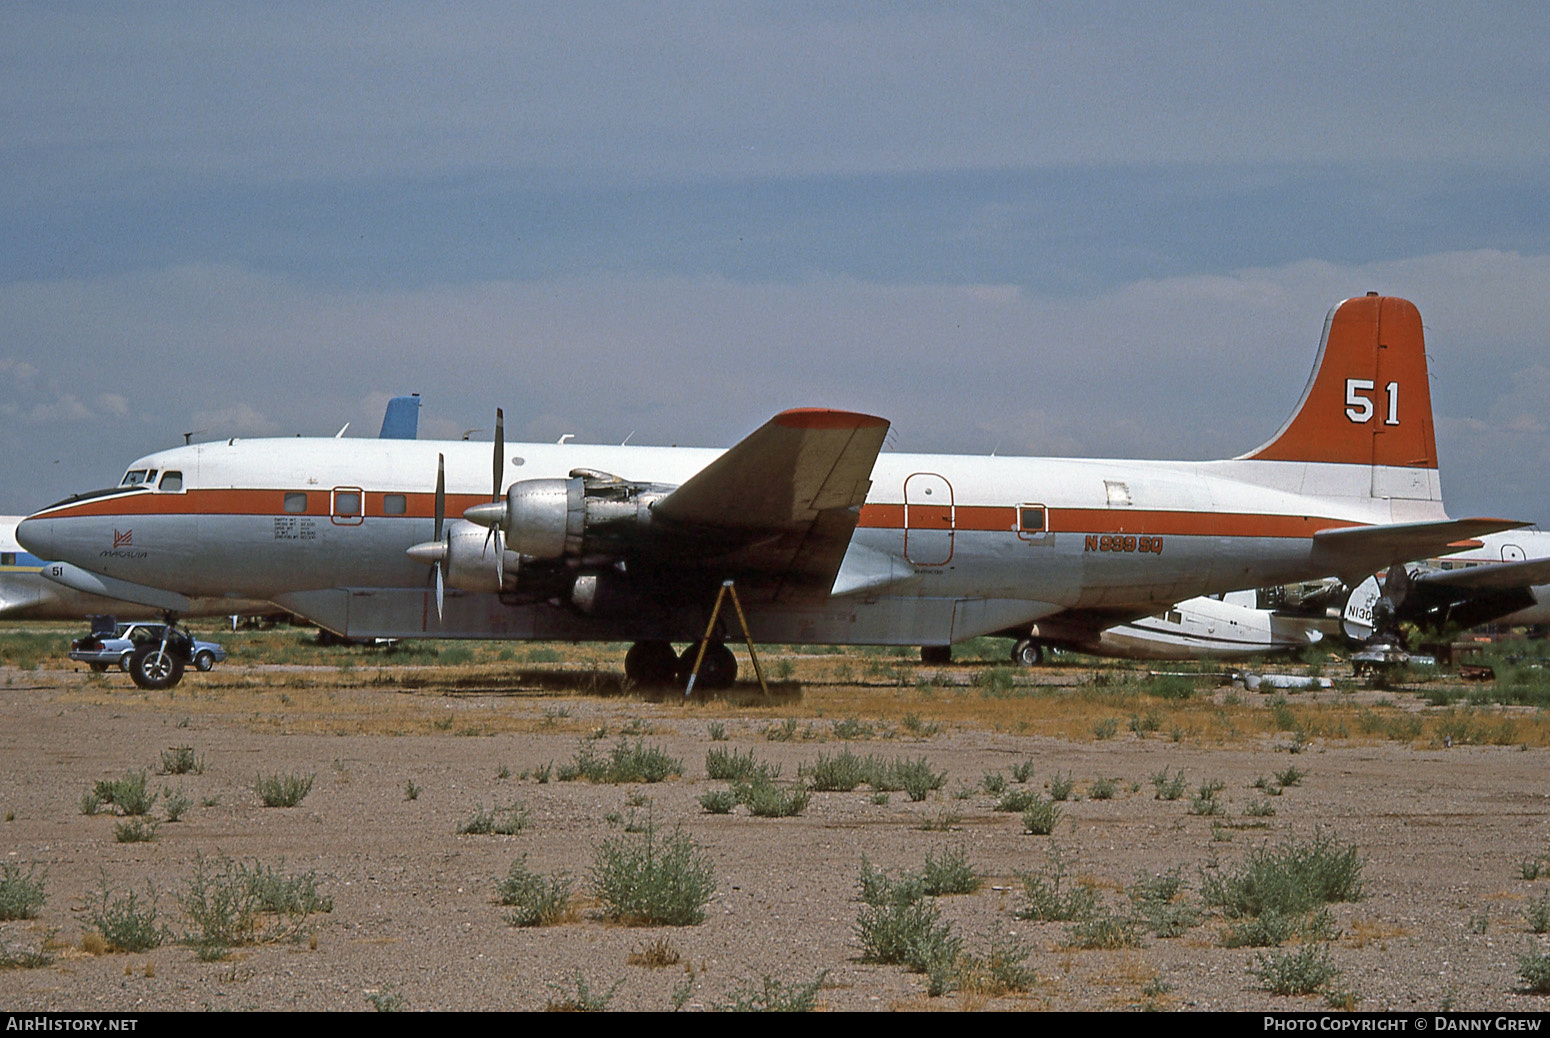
[121,470,149,486]
[158,471,183,492]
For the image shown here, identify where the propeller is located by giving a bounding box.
[405,453,448,619]
[486,409,506,585]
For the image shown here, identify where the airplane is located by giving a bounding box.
[16,294,1524,690]
[1,395,423,624]
[1009,589,1329,662]
[1339,527,1550,640]
[1036,527,1550,663]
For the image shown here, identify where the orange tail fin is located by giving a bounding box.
[1242,294,1437,470]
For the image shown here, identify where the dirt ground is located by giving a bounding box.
[3,649,1550,1013]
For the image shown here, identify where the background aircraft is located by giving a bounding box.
[17,296,1521,689]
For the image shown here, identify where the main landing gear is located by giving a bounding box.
[623,640,738,689]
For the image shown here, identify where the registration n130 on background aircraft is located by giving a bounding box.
[18,294,1520,689]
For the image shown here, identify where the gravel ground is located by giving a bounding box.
[3,661,1550,1012]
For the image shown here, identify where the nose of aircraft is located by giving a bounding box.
[14,516,52,559]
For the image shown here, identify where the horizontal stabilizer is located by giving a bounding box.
[1412,555,1550,593]
[1313,517,1527,582]
[38,561,193,613]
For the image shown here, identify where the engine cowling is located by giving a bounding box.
[469,469,674,562]
[442,520,521,593]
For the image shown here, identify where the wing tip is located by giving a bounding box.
[773,408,889,430]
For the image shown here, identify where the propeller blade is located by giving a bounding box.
[488,410,506,587]
[492,408,504,502]
[435,564,444,620]
[434,453,445,542]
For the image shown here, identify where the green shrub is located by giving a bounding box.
[832,717,874,741]
[88,877,167,953]
[1251,943,1340,996]
[1090,776,1118,800]
[1065,908,1140,949]
[92,771,157,816]
[1519,947,1550,993]
[920,846,981,896]
[800,749,869,791]
[713,972,828,1012]
[496,856,573,927]
[734,773,811,818]
[255,772,314,808]
[158,746,204,775]
[1048,771,1076,801]
[955,934,1037,996]
[707,746,776,782]
[1021,797,1061,835]
[1147,675,1195,700]
[981,771,1008,796]
[1016,848,1097,922]
[893,757,947,801]
[179,853,330,957]
[545,973,621,1011]
[1201,830,1365,919]
[1092,718,1120,740]
[113,817,159,843]
[994,789,1038,813]
[0,863,46,921]
[590,821,715,926]
[1222,907,1337,948]
[569,739,684,783]
[1010,759,1036,783]
[161,787,192,822]
[855,896,961,976]
[457,802,529,835]
[698,789,737,814]
[1151,767,1187,801]
[1527,893,1550,934]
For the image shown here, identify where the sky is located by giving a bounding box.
[2,2,1548,524]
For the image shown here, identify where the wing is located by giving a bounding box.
[1411,555,1550,593]
[651,408,890,600]
[1311,517,1527,583]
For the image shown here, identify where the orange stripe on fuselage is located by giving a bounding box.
[35,489,491,521]
[857,504,1361,539]
[39,489,1365,540]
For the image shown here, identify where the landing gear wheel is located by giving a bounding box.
[679,641,737,689]
[129,643,185,690]
[1011,638,1043,667]
[194,650,216,672]
[921,645,952,666]
[624,640,679,685]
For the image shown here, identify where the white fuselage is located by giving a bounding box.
[16,434,1445,644]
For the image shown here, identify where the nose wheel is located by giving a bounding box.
[129,643,185,690]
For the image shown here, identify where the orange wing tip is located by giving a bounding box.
[773,408,889,430]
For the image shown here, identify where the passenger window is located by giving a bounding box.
[1,552,14,566]
[284,492,308,514]
[158,471,183,492]
[334,491,361,516]
[383,494,407,516]
[1018,506,1047,534]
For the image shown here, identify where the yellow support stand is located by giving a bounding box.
[684,580,770,697]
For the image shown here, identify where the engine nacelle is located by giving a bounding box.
[444,520,521,594]
[497,470,673,560]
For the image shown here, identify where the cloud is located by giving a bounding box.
[1,247,1547,520]
[3,4,1548,201]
